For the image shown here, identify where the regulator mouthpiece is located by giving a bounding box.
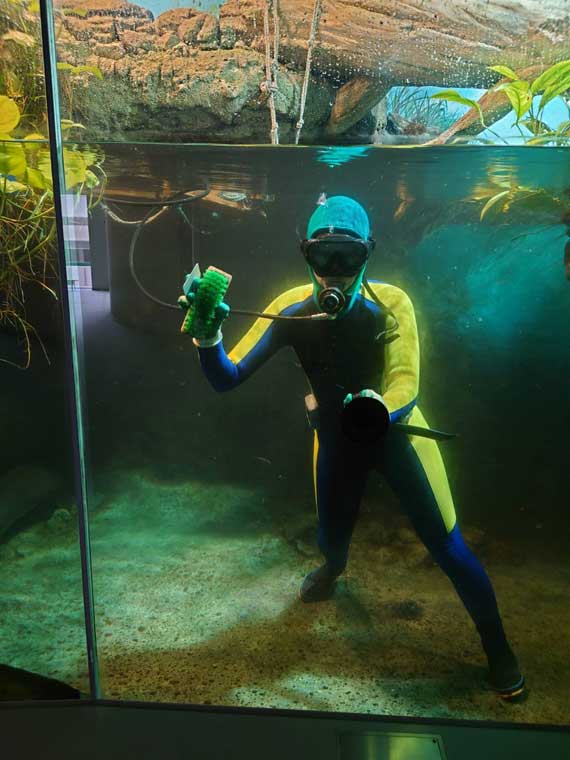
[318,286,346,315]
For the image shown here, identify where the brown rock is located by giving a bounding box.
[219,0,257,48]
[157,32,179,50]
[93,31,118,44]
[94,42,124,60]
[65,17,92,41]
[60,0,152,20]
[326,76,389,136]
[88,17,117,32]
[197,14,219,50]
[155,8,195,35]
[179,15,206,45]
[60,0,570,144]
[114,18,140,32]
[133,19,154,33]
[220,19,236,50]
[91,57,119,76]
[172,43,190,58]
[121,29,154,53]
[282,0,569,86]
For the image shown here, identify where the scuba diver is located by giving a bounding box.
[182,195,525,700]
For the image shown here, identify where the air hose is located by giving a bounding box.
[103,193,400,332]
[103,192,330,322]
[362,278,401,343]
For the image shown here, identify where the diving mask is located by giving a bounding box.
[300,231,375,277]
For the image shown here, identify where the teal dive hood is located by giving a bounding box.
[306,196,372,315]
[307,195,370,240]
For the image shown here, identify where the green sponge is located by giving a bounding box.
[180,266,232,340]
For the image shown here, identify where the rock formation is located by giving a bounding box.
[55,0,570,143]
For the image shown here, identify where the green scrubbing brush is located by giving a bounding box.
[179,264,232,340]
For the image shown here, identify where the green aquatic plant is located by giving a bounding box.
[1,0,102,133]
[0,0,45,133]
[468,165,570,279]
[1,97,105,368]
[472,179,568,222]
[386,87,457,134]
[1,0,104,366]
[432,60,570,145]
[470,164,570,220]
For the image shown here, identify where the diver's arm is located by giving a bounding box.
[195,341,240,391]
[195,317,284,392]
[380,287,420,422]
[195,285,312,392]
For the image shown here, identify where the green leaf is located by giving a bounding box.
[519,118,551,136]
[1,177,27,193]
[2,30,35,47]
[23,133,46,141]
[480,190,511,220]
[556,120,570,135]
[0,141,27,178]
[56,63,103,81]
[430,90,485,125]
[525,134,559,146]
[538,75,570,110]
[61,119,86,131]
[62,148,87,188]
[76,65,103,80]
[530,60,570,95]
[37,149,53,188]
[63,7,89,17]
[4,72,23,98]
[27,0,40,12]
[25,167,47,190]
[79,149,98,167]
[0,96,21,134]
[489,65,519,81]
[496,81,532,122]
[85,169,99,189]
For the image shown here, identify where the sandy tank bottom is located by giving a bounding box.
[0,464,568,725]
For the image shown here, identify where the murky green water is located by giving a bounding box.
[2,143,569,723]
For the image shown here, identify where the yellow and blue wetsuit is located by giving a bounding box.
[196,281,510,654]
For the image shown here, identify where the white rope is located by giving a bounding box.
[262,0,279,145]
[295,0,322,145]
[272,0,280,86]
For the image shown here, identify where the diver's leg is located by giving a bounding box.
[380,427,524,698]
[300,429,370,602]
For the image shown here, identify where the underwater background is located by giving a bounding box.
[1,143,569,723]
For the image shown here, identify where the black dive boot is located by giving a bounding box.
[299,564,340,602]
[486,642,525,699]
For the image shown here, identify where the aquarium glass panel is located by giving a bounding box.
[47,138,570,723]
[0,0,88,699]
[46,0,570,726]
